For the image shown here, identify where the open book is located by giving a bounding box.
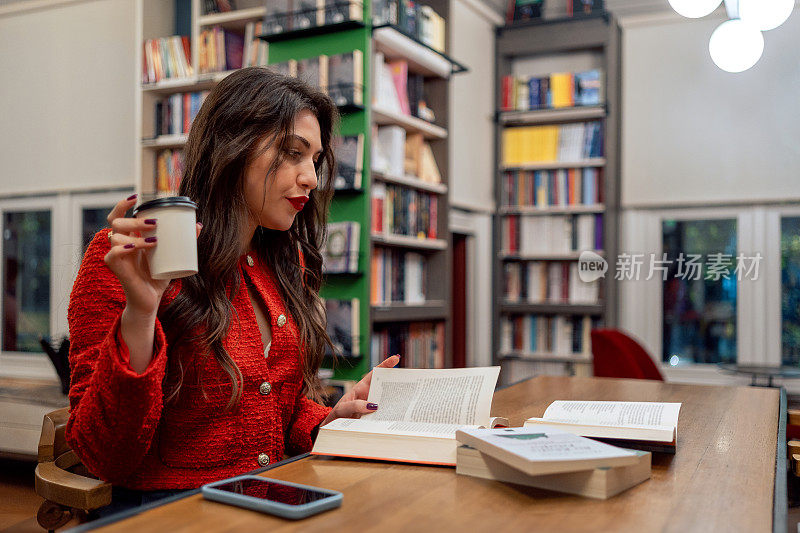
[524,401,682,452]
[456,445,651,500]
[311,366,504,466]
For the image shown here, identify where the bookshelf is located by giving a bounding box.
[492,13,621,384]
[135,0,463,384]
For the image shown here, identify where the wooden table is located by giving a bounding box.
[71,376,785,533]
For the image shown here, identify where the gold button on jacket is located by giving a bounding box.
[257,453,269,466]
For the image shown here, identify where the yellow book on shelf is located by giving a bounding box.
[542,125,559,161]
[502,129,515,166]
[550,73,572,108]
[529,127,544,163]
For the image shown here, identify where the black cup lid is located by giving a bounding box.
[133,196,197,215]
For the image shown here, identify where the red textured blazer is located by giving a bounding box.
[66,229,331,489]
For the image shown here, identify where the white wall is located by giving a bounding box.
[448,0,497,214]
[0,0,137,197]
[448,0,501,367]
[621,10,800,208]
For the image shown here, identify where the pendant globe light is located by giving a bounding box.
[708,19,764,73]
[668,0,722,18]
[738,0,794,31]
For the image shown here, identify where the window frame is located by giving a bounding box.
[619,205,763,386]
[0,189,131,380]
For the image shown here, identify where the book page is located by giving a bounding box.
[543,401,681,430]
[321,417,481,439]
[458,426,638,462]
[364,366,501,426]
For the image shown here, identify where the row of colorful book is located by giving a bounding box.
[155,149,184,194]
[502,122,603,166]
[504,261,601,305]
[500,314,597,357]
[371,322,446,369]
[370,248,426,305]
[501,168,602,208]
[501,214,602,255]
[270,51,364,107]
[198,23,269,74]
[153,91,210,138]
[371,183,439,240]
[501,69,603,111]
[142,36,192,84]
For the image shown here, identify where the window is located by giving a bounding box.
[661,219,737,365]
[2,210,51,352]
[782,216,800,366]
[0,190,131,379]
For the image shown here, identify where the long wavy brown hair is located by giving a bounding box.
[159,67,337,407]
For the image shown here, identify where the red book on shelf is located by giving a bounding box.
[183,93,191,134]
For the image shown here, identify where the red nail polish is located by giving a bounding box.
[367,403,378,410]
[144,236,157,243]
[144,218,156,225]
[124,243,135,249]
[197,222,203,228]
[127,194,138,201]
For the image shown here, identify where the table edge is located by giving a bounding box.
[774,387,787,533]
[63,453,312,533]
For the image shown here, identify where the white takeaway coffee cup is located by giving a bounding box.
[133,196,198,280]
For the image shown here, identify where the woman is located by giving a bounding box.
[66,67,397,502]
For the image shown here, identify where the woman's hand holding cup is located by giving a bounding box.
[104,194,202,373]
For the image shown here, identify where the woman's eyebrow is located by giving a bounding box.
[290,134,323,154]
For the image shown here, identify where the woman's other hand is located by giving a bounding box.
[320,355,400,426]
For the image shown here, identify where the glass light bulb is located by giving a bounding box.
[739,0,794,31]
[668,0,722,18]
[708,19,764,73]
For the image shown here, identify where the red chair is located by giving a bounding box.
[590,329,664,381]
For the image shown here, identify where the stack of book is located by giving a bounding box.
[370,248,426,305]
[371,183,438,239]
[501,168,602,208]
[322,221,360,274]
[500,314,597,356]
[323,298,360,358]
[456,400,681,499]
[155,149,185,194]
[154,91,210,137]
[503,261,600,304]
[371,322,445,369]
[501,214,602,255]
[142,36,193,83]
[373,54,436,122]
[372,126,441,184]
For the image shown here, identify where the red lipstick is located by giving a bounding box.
[286,196,309,211]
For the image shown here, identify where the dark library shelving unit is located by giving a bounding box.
[492,14,621,383]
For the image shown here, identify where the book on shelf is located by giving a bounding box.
[198,26,245,74]
[142,36,193,84]
[320,377,357,407]
[501,69,603,112]
[373,125,406,176]
[501,168,602,208]
[456,444,650,499]
[455,426,641,477]
[504,261,600,304]
[505,0,544,23]
[370,248,426,305]
[297,55,329,93]
[372,0,446,53]
[294,0,324,29]
[154,91,210,138]
[371,183,438,240]
[203,0,237,14]
[372,322,445,369]
[327,50,364,107]
[324,0,363,24]
[155,149,185,194]
[323,298,360,358]
[242,22,269,68]
[373,52,438,122]
[264,0,293,35]
[501,213,602,255]
[311,366,505,465]
[322,221,360,274]
[525,401,682,453]
[502,122,603,166]
[500,314,595,357]
[332,134,363,190]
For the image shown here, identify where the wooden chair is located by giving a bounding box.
[35,407,111,532]
[591,329,665,381]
